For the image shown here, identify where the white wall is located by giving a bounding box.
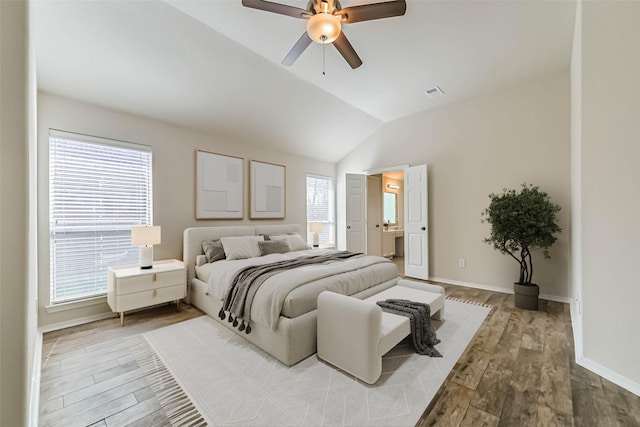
[570,0,583,360]
[0,0,33,424]
[337,70,571,299]
[37,92,335,328]
[575,0,640,392]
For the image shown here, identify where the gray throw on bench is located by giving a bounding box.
[219,251,362,334]
[376,299,442,357]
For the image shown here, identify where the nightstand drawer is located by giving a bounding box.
[117,283,186,312]
[116,269,184,295]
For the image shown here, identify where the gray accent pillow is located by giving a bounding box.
[258,240,291,256]
[269,233,308,251]
[202,240,226,263]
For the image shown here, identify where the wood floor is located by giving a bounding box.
[417,283,640,427]
[39,303,203,427]
[39,285,640,426]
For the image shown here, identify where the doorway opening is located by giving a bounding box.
[366,171,405,275]
[346,164,427,280]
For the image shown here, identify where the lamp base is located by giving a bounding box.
[139,246,153,269]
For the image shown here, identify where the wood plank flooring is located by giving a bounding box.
[39,303,202,427]
[416,283,640,427]
[40,284,640,426]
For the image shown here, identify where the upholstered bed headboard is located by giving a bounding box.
[182,224,301,302]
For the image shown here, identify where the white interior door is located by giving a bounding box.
[366,175,382,256]
[404,164,428,279]
[346,174,366,253]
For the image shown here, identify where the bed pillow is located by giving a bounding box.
[195,254,208,266]
[258,240,291,256]
[202,240,226,263]
[220,235,264,260]
[269,233,308,251]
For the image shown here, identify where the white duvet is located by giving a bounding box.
[195,249,396,330]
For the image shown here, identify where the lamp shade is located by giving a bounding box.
[309,222,324,233]
[131,226,161,246]
[306,13,341,44]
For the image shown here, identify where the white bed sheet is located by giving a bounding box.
[195,248,324,300]
[195,249,397,330]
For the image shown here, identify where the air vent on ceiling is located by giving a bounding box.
[424,86,444,97]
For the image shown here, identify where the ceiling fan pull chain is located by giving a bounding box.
[322,41,326,75]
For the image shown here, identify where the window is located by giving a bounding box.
[49,130,152,304]
[306,175,335,246]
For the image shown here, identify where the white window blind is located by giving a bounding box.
[306,175,335,245]
[49,130,152,304]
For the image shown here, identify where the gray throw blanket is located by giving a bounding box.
[219,251,362,334]
[376,299,442,357]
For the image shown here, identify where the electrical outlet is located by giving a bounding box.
[458,258,466,268]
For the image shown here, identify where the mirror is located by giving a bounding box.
[383,192,397,225]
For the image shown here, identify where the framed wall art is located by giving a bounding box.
[196,150,243,219]
[249,160,286,219]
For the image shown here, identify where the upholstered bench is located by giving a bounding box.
[317,279,445,384]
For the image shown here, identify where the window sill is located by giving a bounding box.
[45,295,108,313]
[318,244,336,249]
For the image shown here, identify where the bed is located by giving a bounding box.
[183,224,398,365]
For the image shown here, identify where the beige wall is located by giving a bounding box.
[577,0,640,389]
[337,70,571,299]
[0,0,32,424]
[37,92,335,328]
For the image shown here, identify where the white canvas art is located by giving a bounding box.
[196,150,243,219]
[250,160,285,219]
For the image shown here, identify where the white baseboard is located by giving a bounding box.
[28,331,43,427]
[39,312,115,333]
[576,355,640,396]
[428,276,571,303]
[570,299,639,396]
[570,298,584,359]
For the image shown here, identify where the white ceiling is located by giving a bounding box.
[34,0,576,163]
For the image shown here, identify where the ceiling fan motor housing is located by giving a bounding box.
[306,13,342,44]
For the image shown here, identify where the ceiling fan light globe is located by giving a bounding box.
[306,13,341,44]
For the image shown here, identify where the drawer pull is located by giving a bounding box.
[152,289,157,297]
[152,274,157,282]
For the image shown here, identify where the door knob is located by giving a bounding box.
[421,227,426,231]
[347,225,351,229]
[376,224,380,228]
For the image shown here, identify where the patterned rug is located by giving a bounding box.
[127,298,491,426]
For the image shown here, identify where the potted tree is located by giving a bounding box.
[481,184,561,310]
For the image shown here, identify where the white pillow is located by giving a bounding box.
[269,233,308,251]
[220,236,264,260]
[195,254,207,266]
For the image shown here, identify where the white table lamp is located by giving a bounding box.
[309,222,323,248]
[131,226,161,269]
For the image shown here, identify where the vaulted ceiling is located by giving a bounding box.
[34,0,576,163]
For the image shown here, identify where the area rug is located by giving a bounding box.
[130,298,491,426]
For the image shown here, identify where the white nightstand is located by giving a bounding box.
[107,259,186,326]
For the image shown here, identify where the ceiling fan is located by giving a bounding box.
[241,0,407,69]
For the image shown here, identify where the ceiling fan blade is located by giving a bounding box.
[332,32,362,69]
[282,32,313,66]
[241,0,309,19]
[337,0,406,24]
